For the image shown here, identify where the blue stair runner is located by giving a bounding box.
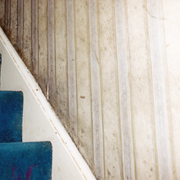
[0,91,23,142]
[0,91,52,180]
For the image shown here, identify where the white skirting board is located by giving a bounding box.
[0,27,96,180]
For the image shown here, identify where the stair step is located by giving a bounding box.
[0,141,52,180]
[0,91,23,142]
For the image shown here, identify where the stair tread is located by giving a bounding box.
[0,141,52,180]
[0,91,23,143]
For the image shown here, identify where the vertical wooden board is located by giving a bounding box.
[147,0,173,179]
[98,0,121,179]
[17,0,23,55]
[55,0,68,130]
[67,0,77,144]
[10,0,17,48]
[162,0,180,179]
[75,0,93,169]
[89,0,104,179]
[115,0,135,179]
[5,0,10,36]
[32,0,38,80]
[38,0,48,97]
[23,0,31,71]
[48,0,56,109]
[126,0,157,179]
[0,0,5,30]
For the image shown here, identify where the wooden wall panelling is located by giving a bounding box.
[2,1,180,180]
[55,0,69,130]
[48,0,56,109]
[38,0,48,97]
[10,0,17,49]
[22,0,32,71]
[162,0,180,179]
[17,0,23,55]
[126,0,157,179]
[75,0,93,169]
[32,0,39,80]
[147,0,173,179]
[5,0,11,36]
[89,0,104,179]
[98,0,122,179]
[0,0,5,30]
[115,0,135,179]
[66,0,78,144]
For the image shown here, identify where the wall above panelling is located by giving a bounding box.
[1,0,180,180]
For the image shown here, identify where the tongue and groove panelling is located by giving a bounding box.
[0,0,179,179]
[0,0,5,30]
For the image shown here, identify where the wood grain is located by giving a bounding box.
[115,0,135,179]
[10,0,17,49]
[0,0,5,30]
[126,0,157,179]
[89,0,104,179]
[147,0,173,179]
[5,0,10,36]
[162,0,180,179]
[99,0,122,179]
[48,0,56,109]
[17,0,23,55]
[55,0,68,130]
[38,0,48,97]
[75,0,93,168]
[66,0,77,144]
[32,0,38,80]
[2,1,180,179]
[22,0,32,71]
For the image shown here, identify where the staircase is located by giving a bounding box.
[0,91,52,179]
[0,27,96,180]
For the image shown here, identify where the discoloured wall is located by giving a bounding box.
[0,0,5,30]
[0,0,179,179]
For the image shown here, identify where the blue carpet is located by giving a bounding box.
[0,91,52,179]
[0,91,23,142]
[0,141,52,180]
